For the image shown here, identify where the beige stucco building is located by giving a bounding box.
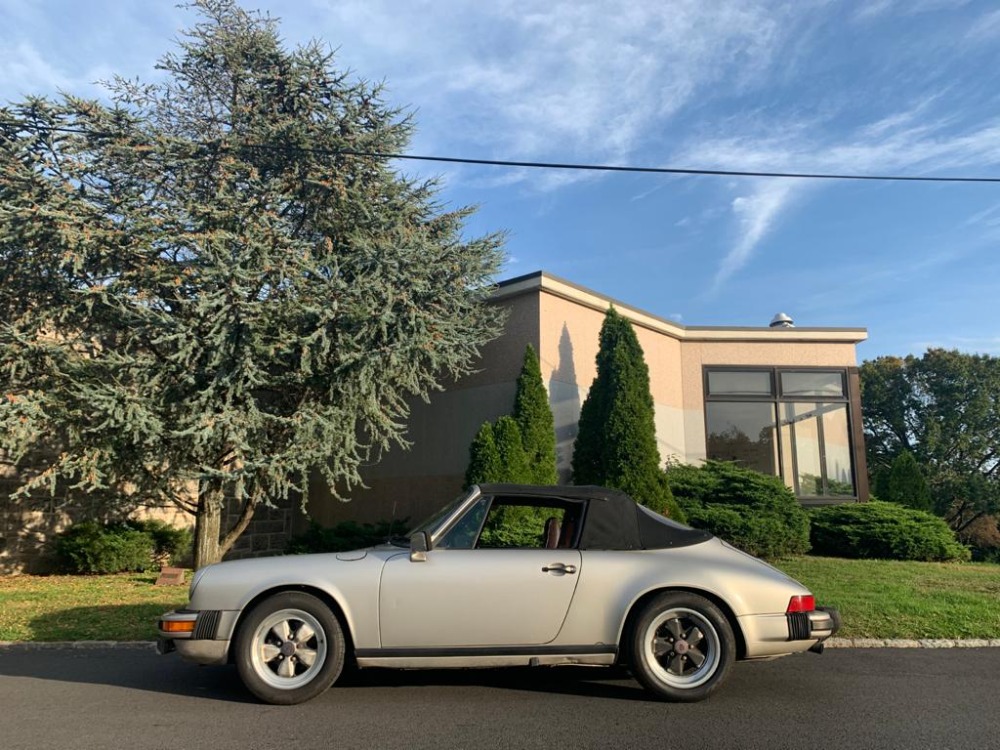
[306,271,869,530]
[0,269,870,572]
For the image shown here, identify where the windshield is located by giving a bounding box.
[407,490,474,538]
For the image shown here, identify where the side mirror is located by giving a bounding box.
[409,531,429,562]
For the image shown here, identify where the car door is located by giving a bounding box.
[378,547,582,647]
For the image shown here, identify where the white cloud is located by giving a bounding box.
[673,90,1000,294]
[908,336,1000,355]
[963,201,1000,228]
[854,0,973,22]
[966,8,1000,41]
[306,0,804,172]
[711,180,794,292]
[853,0,897,22]
[0,41,111,99]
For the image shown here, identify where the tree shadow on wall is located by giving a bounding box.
[549,324,582,483]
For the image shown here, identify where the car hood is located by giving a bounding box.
[188,546,405,610]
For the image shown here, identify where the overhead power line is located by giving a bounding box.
[6,122,1000,184]
[334,150,1000,184]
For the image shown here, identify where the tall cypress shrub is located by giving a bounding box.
[572,308,681,519]
[493,416,530,482]
[465,421,503,488]
[514,345,558,485]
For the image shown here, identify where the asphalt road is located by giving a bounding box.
[0,646,996,750]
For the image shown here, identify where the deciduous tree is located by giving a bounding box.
[861,349,1000,530]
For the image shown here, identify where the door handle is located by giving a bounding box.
[542,563,577,574]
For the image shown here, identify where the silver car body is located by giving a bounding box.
[161,484,835,671]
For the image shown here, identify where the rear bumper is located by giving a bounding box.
[739,606,842,659]
[787,606,841,642]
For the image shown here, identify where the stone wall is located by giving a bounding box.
[1,456,294,573]
[225,496,295,560]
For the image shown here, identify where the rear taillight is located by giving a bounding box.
[786,595,816,613]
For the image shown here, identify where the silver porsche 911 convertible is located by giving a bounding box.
[158,484,840,704]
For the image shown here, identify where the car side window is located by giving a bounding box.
[435,496,489,549]
[477,499,580,549]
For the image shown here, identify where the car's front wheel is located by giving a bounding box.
[629,591,735,702]
[235,591,345,705]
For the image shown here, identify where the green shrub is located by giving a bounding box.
[810,502,971,562]
[54,521,156,574]
[664,461,810,558]
[464,344,559,488]
[286,518,408,554]
[479,505,555,548]
[465,421,503,488]
[131,519,193,565]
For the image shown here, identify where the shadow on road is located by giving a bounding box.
[0,642,658,704]
[344,664,656,702]
[0,647,253,704]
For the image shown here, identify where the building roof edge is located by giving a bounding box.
[491,270,869,344]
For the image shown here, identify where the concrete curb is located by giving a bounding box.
[0,641,157,651]
[2,639,1000,651]
[825,637,1000,648]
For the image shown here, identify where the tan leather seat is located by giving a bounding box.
[543,517,561,549]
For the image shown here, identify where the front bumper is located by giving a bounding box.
[157,609,230,665]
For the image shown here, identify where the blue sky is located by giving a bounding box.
[2,0,1000,359]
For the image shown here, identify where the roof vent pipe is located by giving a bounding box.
[770,312,795,328]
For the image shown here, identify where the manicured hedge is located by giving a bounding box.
[664,461,810,558]
[810,501,971,562]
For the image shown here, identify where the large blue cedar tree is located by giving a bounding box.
[0,0,505,567]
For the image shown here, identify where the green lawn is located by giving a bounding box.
[1,557,998,642]
[0,572,189,642]
[775,556,1000,639]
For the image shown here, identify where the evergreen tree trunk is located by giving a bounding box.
[194,484,225,569]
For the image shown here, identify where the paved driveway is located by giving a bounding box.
[0,646,996,749]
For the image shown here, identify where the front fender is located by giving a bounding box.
[188,550,401,649]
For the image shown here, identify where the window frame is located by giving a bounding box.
[702,365,860,504]
[437,494,587,550]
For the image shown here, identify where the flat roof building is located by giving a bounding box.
[305,271,869,529]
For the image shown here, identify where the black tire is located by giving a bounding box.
[629,591,735,702]
[235,591,345,705]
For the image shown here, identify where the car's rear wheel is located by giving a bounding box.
[235,592,345,705]
[629,591,735,702]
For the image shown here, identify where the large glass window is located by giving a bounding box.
[778,402,854,497]
[705,402,777,475]
[704,368,856,499]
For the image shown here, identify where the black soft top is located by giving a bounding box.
[476,484,713,551]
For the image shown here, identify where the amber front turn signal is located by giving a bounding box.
[160,619,196,634]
